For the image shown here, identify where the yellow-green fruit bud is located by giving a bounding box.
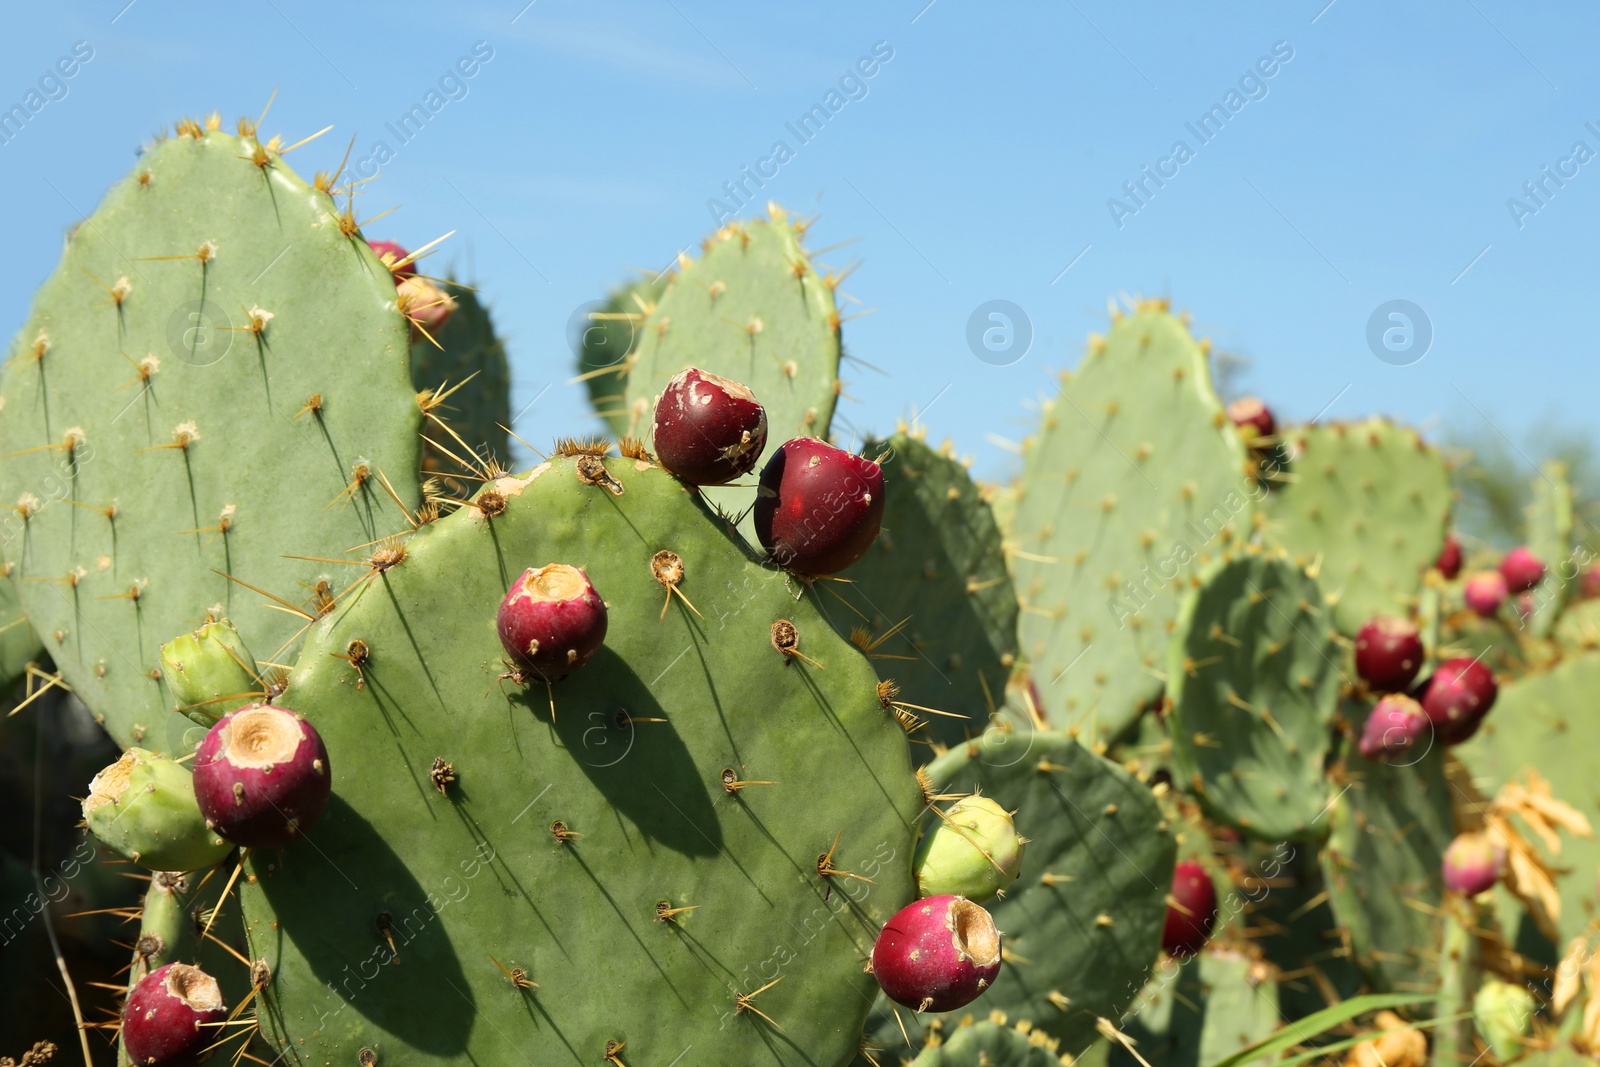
[160,620,259,726]
[1473,980,1536,1063]
[83,748,232,872]
[913,795,1025,903]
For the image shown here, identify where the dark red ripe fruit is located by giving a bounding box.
[367,239,414,280]
[1354,616,1424,693]
[1418,658,1498,745]
[1442,833,1502,896]
[1162,860,1218,957]
[497,565,608,681]
[1226,396,1275,440]
[652,368,768,485]
[1499,546,1546,593]
[1435,534,1463,580]
[871,895,1001,1013]
[123,963,227,1067]
[753,437,885,576]
[1358,694,1429,760]
[1582,563,1600,599]
[192,706,331,849]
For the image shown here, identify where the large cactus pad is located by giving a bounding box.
[1166,550,1341,841]
[1458,653,1600,946]
[621,207,841,445]
[837,431,1019,747]
[872,729,1174,1053]
[1321,736,1453,992]
[0,126,421,752]
[239,449,921,1065]
[1009,304,1252,744]
[1264,419,1450,636]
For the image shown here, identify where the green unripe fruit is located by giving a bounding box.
[914,794,1025,903]
[160,620,261,727]
[1473,979,1537,1063]
[83,749,232,872]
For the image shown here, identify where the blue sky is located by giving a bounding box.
[3,0,1595,481]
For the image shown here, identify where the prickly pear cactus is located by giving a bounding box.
[1263,419,1450,636]
[0,124,421,754]
[1523,460,1575,638]
[576,276,666,437]
[0,581,42,694]
[117,868,254,1066]
[872,729,1174,1052]
[1009,303,1253,744]
[909,1015,1077,1066]
[1110,953,1280,1067]
[1320,735,1454,992]
[619,207,841,446]
[1459,653,1600,945]
[238,447,921,1066]
[411,283,511,497]
[1244,844,1362,1021]
[837,430,1019,747]
[1166,550,1340,841]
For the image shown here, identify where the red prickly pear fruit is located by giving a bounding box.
[123,962,227,1067]
[1435,534,1463,580]
[871,895,1001,1013]
[1353,616,1424,692]
[1358,694,1430,760]
[651,368,768,485]
[1442,832,1502,896]
[753,437,885,576]
[192,706,331,849]
[1463,571,1509,617]
[1499,546,1546,593]
[1225,396,1275,440]
[497,565,608,681]
[1581,563,1600,599]
[1417,658,1498,745]
[397,275,456,337]
[367,239,415,280]
[1162,860,1218,957]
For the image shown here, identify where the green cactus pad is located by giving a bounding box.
[1320,735,1454,992]
[1263,419,1451,636]
[83,747,231,871]
[1457,653,1600,946]
[873,729,1175,1052]
[836,431,1019,748]
[1523,461,1575,638]
[1008,304,1254,744]
[1244,844,1362,1021]
[620,208,840,446]
[1110,953,1281,1067]
[159,619,260,727]
[909,1016,1075,1066]
[576,276,666,437]
[0,580,42,695]
[411,283,511,498]
[239,450,920,1066]
[1166,550,1341,841]
[0,127,421,754]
